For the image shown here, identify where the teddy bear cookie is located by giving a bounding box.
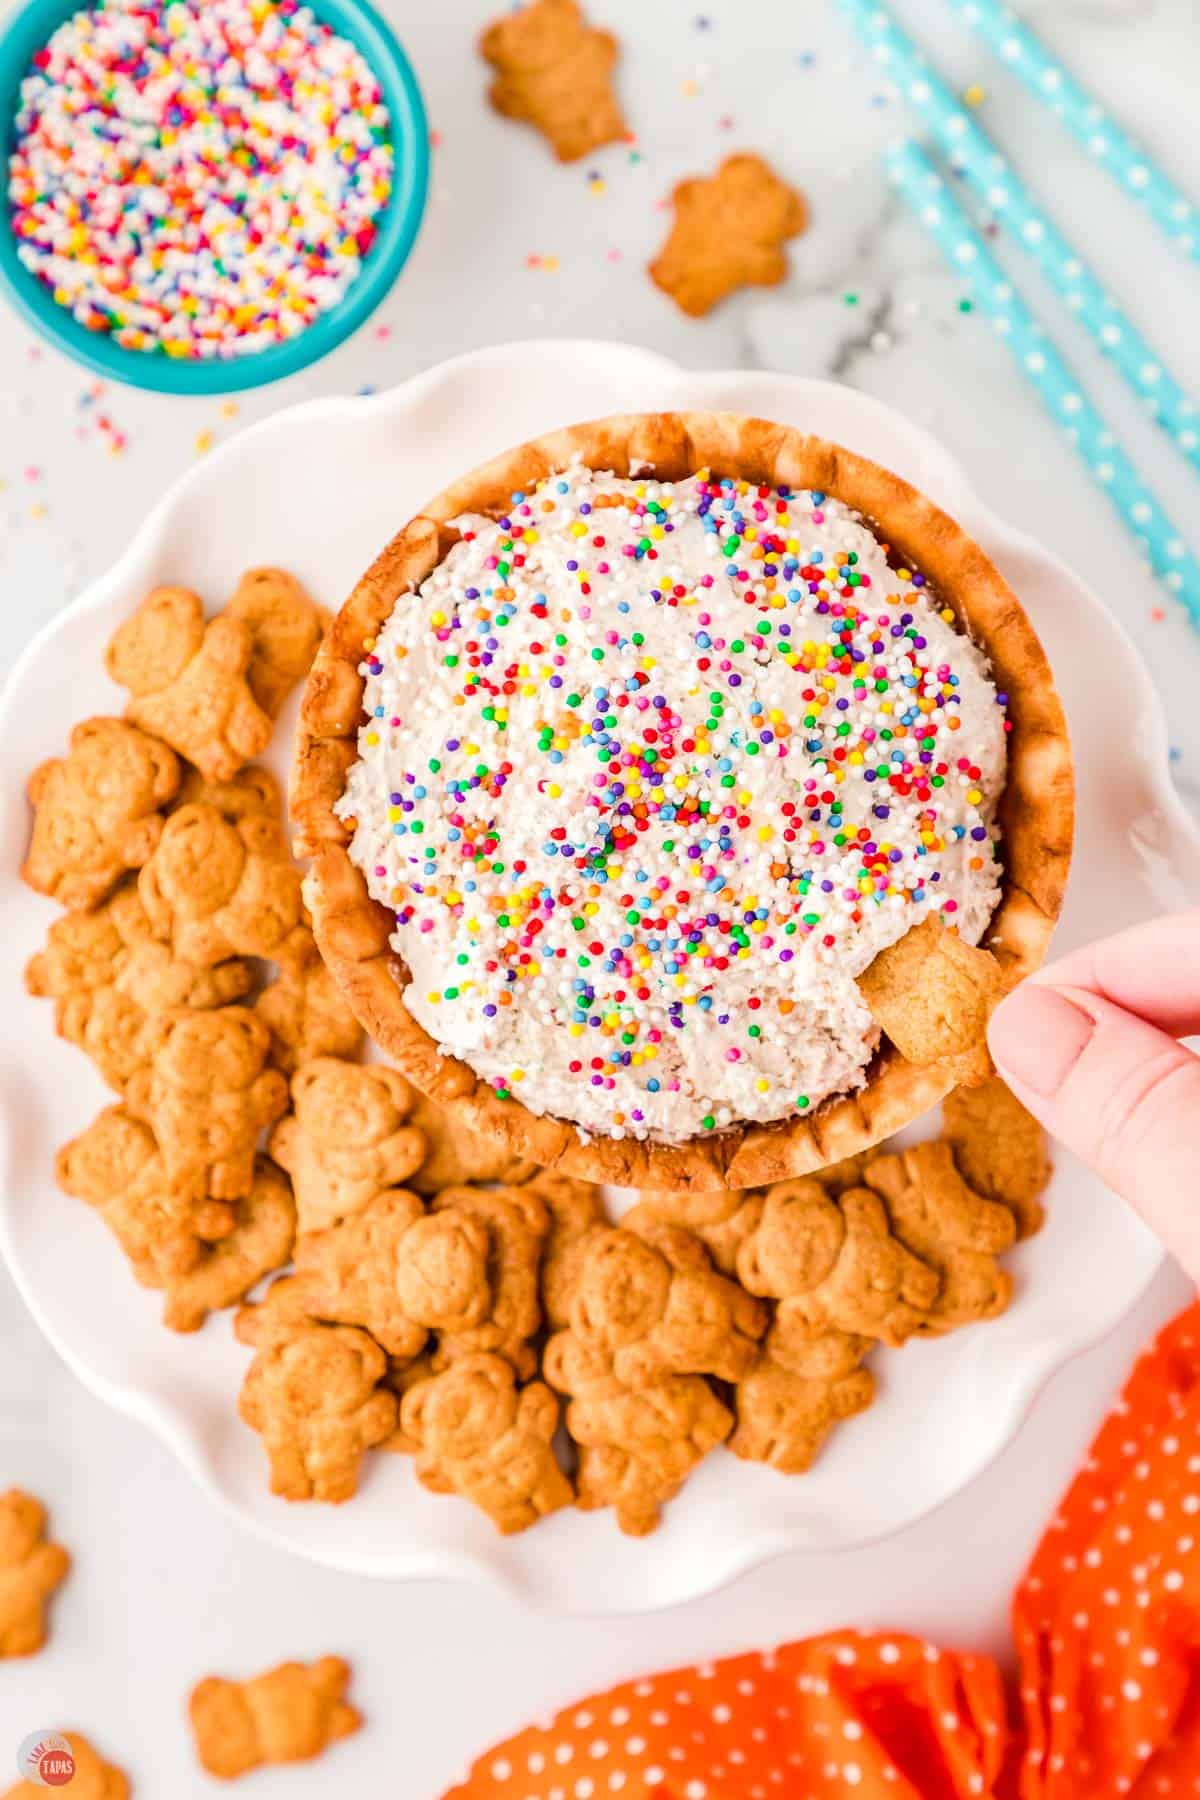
[105,585,274,783]
[189,1655,361,1780]
[428,1184,550,1378]
[56,1105,235,1288]
[268,1057,426,1233]
[543,1332,733,1537]
[0,1490,70,1658]
[734,1177,940,1348]
[236,1292,398,1502]
[158,1155,296,1333]
[622,1187,759,1279]
[225,567,329,719]
[293,1188,434,1361]
[480,0,626,163]
[561,1222,767,1387]
[400,1353,573,1535]
[942,1077,1051,1240]
[124,1006,288,1201]
[27,881,253,1091]
[532,1170,608,1331]
[404,1089,537,1197]
[729,1325,875,1475]
[138,802,305,965]
[253,927,364,1074]
[857,915,1006,1089]
[864,1141,1017,1332]
[650,152,808,317]
[22,717,180,911]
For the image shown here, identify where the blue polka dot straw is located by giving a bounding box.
[945,0,1199,266]
[888,138,1200,631]
[835,0,1200,480]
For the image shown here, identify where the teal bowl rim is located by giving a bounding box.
[0,0,429,395]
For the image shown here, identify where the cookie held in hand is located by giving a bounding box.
[401,1354,572,1535]
[139,802,305,966]
[650,153,807,317]
[226,566,329,718]
[735,1178,939,1348]
[22,717,179,910]
[865,1141,1016,1332]
[189,1656,361,1780]
[56,1105,235,1288]
[0,1490,70,1659]
[124,1006,288,1201]
[857,916,1005,1089]
[105,585,273,783]
[480,0,625,163]
[269,1057,426,1233]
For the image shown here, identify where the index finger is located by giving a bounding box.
[1027,908,1200,1038]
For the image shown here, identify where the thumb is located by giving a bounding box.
[988,981,1200,1281]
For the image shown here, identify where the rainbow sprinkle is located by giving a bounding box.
[7,0,393,359]
[341,468,1009,1142]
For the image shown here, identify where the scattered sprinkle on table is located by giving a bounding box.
[8,0,394,361]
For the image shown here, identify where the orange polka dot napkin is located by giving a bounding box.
[444,1301,1200,1800]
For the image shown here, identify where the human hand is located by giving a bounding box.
[988,910,1200,1282]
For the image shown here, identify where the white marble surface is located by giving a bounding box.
[2,0,1199,1792]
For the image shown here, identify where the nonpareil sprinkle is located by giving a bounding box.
[8,0,393,359]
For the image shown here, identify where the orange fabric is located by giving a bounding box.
[445,1301,1200,1800]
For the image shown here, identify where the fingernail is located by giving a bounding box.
[988,984,1095,1098]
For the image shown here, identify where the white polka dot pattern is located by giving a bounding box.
[835,0,1200,489]
[887,141,1200,632]
[946,0,1199,266]
[444,1303,1200,1798]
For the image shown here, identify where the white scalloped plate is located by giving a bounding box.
[2,341,1198,1613]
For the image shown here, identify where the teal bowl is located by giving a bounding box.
[0,0,429,394]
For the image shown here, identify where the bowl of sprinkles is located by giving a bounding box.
[294,412,1075,1191]
[0,0,428,392]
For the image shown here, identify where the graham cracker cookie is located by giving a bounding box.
[268,1057,426,1233]
[480,0,626,163]
[400,1353,573,1534]
[0,1490,69,1658]
[189,1656,360,1780]
[730,1327,874,1475]
[942,1077,1051,1239]
[226,566,329,719]
[650,153,807,317]
[865,1141,1016,1332]
[23,716,179,910]
[123,1006,288,1201]
[105,585,273,782]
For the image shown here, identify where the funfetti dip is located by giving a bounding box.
[337,465,1009,1145]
